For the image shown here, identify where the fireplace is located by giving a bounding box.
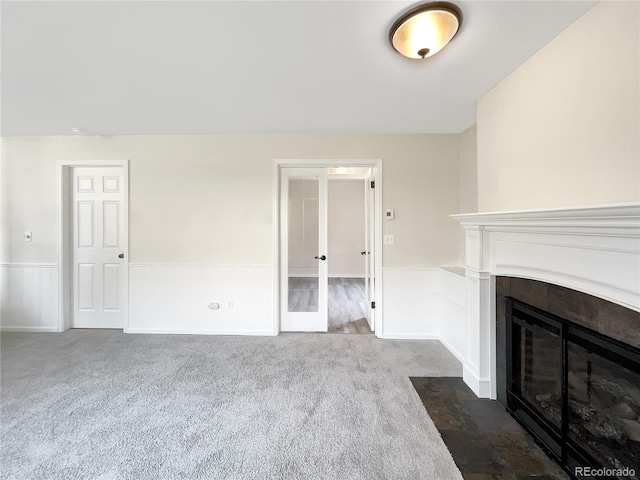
[505,295,640,480]
[450,205,640,477]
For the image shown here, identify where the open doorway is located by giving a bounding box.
[327,168,370,333]
[278,161,380,335]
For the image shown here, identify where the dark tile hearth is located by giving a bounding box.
[411,377,569,480]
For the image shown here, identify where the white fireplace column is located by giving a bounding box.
[461,225,495,399]
[452,204,640,400]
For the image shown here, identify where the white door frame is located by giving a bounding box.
[273,159,383,337]
[57,160,129,332]
[364,168,375,331]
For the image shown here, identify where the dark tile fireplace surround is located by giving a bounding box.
[497,277,640,480]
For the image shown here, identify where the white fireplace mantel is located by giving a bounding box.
[451,203,640,399]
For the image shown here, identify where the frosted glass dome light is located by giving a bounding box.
[390,2,462,59]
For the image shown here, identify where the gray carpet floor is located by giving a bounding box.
[1,331,463,480]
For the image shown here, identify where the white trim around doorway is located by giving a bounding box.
[57,160,130,332]
[272,159,383,337]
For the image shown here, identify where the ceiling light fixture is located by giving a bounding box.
[389,2,462,60]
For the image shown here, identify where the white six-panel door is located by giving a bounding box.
[72,167,126,328]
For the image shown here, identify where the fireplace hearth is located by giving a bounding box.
[506,297,640,480]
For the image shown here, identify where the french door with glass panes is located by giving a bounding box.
[280,168,328,331]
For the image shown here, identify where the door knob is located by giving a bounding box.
[314,255,327,261]
[118,253,124,259]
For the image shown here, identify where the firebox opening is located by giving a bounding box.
[506,297,640,480]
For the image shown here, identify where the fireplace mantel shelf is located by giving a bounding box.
[448,202,640,399]
[451,203,640,229]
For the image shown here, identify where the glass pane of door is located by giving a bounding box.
[288,176,319,313]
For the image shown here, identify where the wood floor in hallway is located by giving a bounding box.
[287,277,372,334]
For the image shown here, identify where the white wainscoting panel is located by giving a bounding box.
[381,268,438,339]
[128,264,274,335]
[435,268,467,363]
[0,264,59,332]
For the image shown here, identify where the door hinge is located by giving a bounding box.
[370,181,375,189]
[371,301,375,309]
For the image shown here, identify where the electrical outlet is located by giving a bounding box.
[384,234,395,245]
[227,300,234,310]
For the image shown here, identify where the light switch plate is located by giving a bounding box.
[385,209,395,220]
[384,234,395,245]
[24,231,32,242]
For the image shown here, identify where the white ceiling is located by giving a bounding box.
[0,0,597,136]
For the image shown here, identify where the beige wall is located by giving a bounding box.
[0,134,461,268]
[459,123,478,214]
[477,1,640,212]
[458,123,478,260]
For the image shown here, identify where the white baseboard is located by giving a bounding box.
[381,267,438,272]
[128,263,271,269]
[287,274,365,278]
[0,263,58,268]
[125,327,277,336]
[1,326,60,333]
[463,364,492,399]
[382,333,439,340]
[438,336,466,363]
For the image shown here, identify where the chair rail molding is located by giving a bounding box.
[451,203,640,399]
